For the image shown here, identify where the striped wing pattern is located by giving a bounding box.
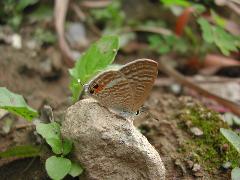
[120,59,158,111]
[88,70,134,112]
[87,59,158,112]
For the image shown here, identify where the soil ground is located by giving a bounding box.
[0,40,232,179]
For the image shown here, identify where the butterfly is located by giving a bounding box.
[85,59,158,113]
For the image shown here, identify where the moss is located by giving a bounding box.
[179,105,240,172]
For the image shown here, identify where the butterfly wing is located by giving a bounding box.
[87,70,134,112]
[120,59,158,112]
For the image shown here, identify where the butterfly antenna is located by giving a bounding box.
[77,79,84,86]
[78,79,88,100]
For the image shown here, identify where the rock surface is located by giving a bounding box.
[61,98,165,180]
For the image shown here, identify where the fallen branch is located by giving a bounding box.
[54,0,75,67]
[70,2,86,21]
[158,59,240,116]
[204,54,240,68]
[71,2,102,36]
[154,77,240,87]
[125,26,172,36]
[80,0,111,8]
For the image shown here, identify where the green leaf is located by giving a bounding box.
[198,18,239,56]
[232,167,240,180]
[160,0,190,7]
[0,87,38,121]
[148,34,188,54]
[46,138,63,155]
[192,4,206,14]
[211,10,226,27]
[69,162,84,177]
[197,18,214,43]
[148,35,170,54]
[30,4,52,21]
[69,36,119,101]
[220,128,240,153]
[34,28,57,45]
[36,122,61,154]
[0,145,40,158]
[8,14,23,30]
[16,0,39,11]
[45,156,71,180]
[62,138,73,156]
[36,122,61,140]
[36,122,72,155]
[213,27,238,56]
[90,1,125,28]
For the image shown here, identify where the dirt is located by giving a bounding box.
[0,38,232,179]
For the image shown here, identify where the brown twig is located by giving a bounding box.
[80,0,111,8]
[71,2,102,36]
[70,2,86,21]
[13,123,35,131]
[227,1,240,16]
[154,77,240,87]
[158,59,240,116]
[54,0,75,67]
[125,26,172,36]
[204,54,240,68]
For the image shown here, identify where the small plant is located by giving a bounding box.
[36,122,83,179]
[221,128,240,180]
[0,87,83,179]
[198,18,239,56]
[149,1,240,58]
[69,35,119,101]
[148,34,189,55]
[0,0,39,30]
[0,87,38,121]
[90,1,125,29]
[0,36,121,179]
[34,28,57,46]
[0,87,41,158]
[180,106,240,172]
[160,0,191,7]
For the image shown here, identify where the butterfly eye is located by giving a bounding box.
[89,89,94,94]
[93,83,99,89]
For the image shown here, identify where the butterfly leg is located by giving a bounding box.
[136,110,140,115]
[78,84,89,100]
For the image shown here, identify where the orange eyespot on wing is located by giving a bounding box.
[89,83,105,94]
[94,84,104,93]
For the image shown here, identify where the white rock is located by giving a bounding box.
[66,22,88,48]
[0,109,8,119]
[190,127,203,136]
[11,33,22,49]
[192,163,201,172]
[61,98,165,180]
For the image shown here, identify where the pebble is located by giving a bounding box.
[194,171,204,177]
[221,143,229,152]
[223,112,240,126]
[175,159,187,174]
[66,22,88,48]
[26,39,40,50]
[11,33,22,49]
[192,163,201,172]
[190,127,203,136]
[186,160,194,169]
[222,161,231,170]
[185,120,193,128]
[0,109,9,119]
[170,83,182,95]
